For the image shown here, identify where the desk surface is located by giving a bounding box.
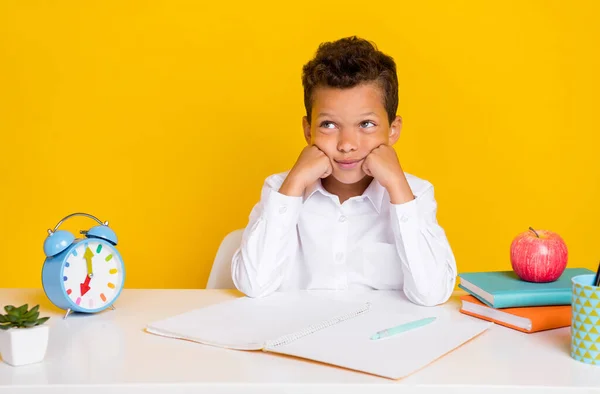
[1,288,599,394]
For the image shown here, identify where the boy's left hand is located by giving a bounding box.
[362,145,415,204]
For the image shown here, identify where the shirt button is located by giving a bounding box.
[400,214,409,223]
[279,206,287,214]
[335,252,344,261]
[339,215,347,222]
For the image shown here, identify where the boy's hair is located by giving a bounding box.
[301,36,398,125]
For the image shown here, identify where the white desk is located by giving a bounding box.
[1,288,599,393]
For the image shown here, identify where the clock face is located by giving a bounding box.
[61,239,124,311]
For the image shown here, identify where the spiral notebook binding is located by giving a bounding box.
[265,302,372,348]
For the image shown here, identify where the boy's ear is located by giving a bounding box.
[389,115,402,145]
[302,116,312,145]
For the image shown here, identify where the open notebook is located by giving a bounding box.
[145,292,492,380]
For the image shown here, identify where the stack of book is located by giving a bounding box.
[457,267,594,333]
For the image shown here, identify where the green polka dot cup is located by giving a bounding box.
[571,274,600,365]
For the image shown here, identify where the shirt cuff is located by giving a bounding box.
[263,188,303,228]
[390,197,419,227]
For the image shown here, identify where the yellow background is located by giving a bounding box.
[1,1,598,289]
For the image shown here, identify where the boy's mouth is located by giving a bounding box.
[334,158,364,170]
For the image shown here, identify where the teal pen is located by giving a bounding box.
[370,317,436,340]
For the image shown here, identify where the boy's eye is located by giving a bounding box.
[319,121,337,129]
[360,121,376,128]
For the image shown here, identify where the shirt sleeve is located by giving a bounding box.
[231,174,302,298]
[389,181,457,306]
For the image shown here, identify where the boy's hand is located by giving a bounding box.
[362,145,415,204]
[279,145,332,197]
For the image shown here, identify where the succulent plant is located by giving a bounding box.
[0,304,50,330]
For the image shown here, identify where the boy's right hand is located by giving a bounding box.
[279,145,332,197]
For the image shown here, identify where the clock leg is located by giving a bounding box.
[110,305,116,310]
[63,308,72,319]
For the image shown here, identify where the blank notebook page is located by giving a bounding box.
[146,291,368,350]
[265,309,492,379]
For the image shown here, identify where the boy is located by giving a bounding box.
[231,36,457,306]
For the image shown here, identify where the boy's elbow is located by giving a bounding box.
[231,253,278,298]
[404,272,456,307]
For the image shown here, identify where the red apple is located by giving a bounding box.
[510,227,568,282]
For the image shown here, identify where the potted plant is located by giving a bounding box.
[0,304,50,366]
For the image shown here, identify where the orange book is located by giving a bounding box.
[459,295,571,333]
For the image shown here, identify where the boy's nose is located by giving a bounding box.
[337,130,358,153]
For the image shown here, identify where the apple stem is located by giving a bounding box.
[529,227,540,238]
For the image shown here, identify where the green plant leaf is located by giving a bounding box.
[0,315,6,323]
[22,305,39,319]
[6,314,18,323]
[16,304,28,315]
[35,317,50,325]
[0,324,10,330]
[4,305,15,313]
[23,321,37,327]
[27,312,40,322]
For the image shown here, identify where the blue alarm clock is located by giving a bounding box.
[42,212,126,319]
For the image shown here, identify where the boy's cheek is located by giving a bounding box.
[311,138,334,155]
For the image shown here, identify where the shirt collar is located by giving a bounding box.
[303,177,386,213]
[302,180,323,202]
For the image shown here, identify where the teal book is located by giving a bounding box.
[457,268,593,308]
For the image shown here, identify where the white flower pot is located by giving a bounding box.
[0,325,49,366]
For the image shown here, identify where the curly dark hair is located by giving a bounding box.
[301,36,399,125]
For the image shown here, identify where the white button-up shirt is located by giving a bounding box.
[231,171,457,306]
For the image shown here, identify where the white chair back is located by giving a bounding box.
[206,229,243,289]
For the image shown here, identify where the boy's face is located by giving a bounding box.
[302,82,402,185]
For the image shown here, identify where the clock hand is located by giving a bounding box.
[80,247,94,297]
[80,275,91,296]
[84,246,94,277]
